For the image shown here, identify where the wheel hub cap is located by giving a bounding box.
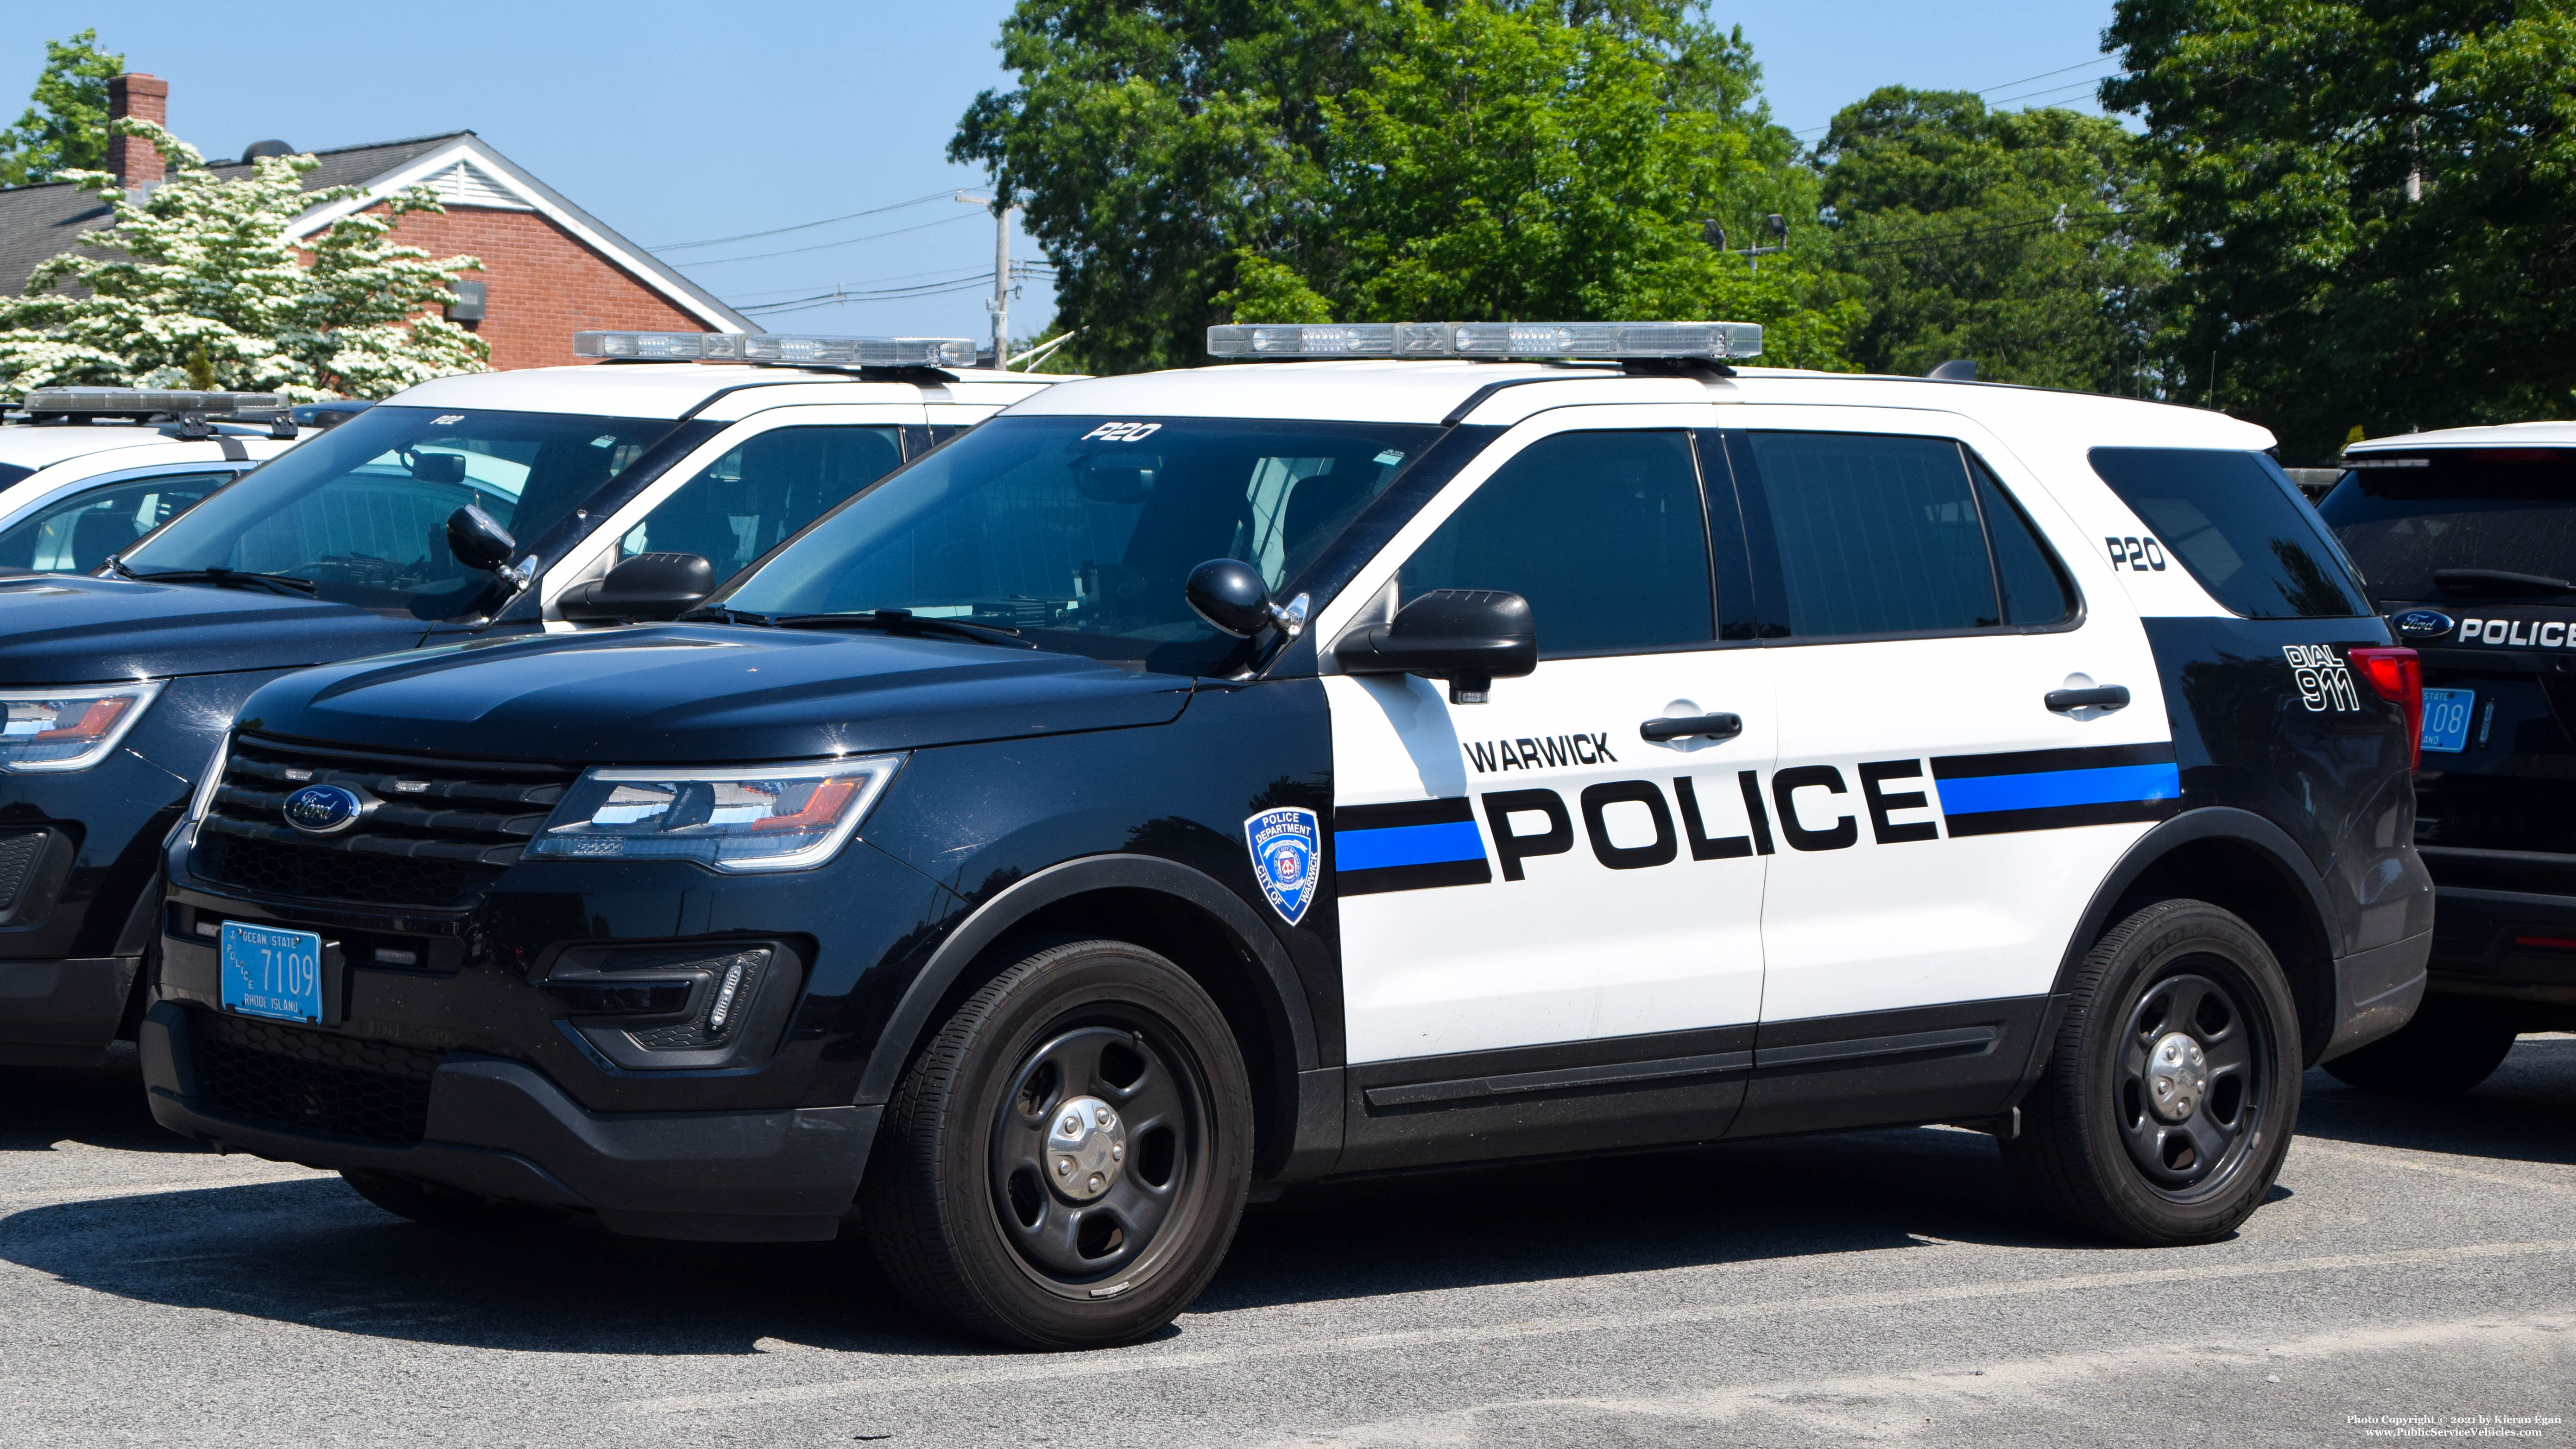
[2146,1030,2210,1122]
[1046,1095,1126,1202]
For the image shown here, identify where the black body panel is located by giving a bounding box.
[0,573,428,685]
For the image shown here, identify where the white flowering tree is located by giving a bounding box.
[0,120,489,401]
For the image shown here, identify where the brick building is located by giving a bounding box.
[0,72,748,372]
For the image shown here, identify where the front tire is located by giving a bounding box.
[2321,994,2519,1096]
[2004,899,2300,1245]
[861,939,1254,1349]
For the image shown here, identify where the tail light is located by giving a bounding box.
[2349,646,2424,768]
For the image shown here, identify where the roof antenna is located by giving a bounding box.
[1927,359,1976,381]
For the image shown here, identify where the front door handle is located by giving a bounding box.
[2045,685,2131,713]
[1641,713,1743,742]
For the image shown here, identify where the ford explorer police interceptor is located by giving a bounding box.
[140,321,2431,1350]
[2316,421,2576,1092]
[0,337,1059,1069]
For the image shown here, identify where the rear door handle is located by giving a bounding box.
[1641,713,1743,742]
[2045,685,2130,713]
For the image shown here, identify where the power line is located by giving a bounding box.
[724,262,1032,303]
[648,190,957,252]
[1790,54,2121,136]
[1830,208,2131,254]
[681,211,984,268]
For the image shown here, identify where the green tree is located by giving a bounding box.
[956,0,1852,372]
[1814,88,2169,392]
[0,121,489,400]
[2108,0,2576,456]
[0,30,123,188]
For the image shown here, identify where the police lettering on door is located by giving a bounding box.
[1327,739,2185,896]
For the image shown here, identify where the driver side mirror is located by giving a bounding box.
[445,504,529,593]
[1334,589,1536,704]
[559,551,716,623]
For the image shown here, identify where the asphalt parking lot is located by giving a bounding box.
[3,1041,2569,1448]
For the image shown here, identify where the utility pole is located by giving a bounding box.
[957,191,1019,366]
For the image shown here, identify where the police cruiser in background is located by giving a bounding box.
[145,321,2429,1349]
[2317,422,2576,1091]
[0,388,305,575]
[0,335,1059,1069]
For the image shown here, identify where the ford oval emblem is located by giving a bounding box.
[282,783,366,835]
[2392,608,2456,639]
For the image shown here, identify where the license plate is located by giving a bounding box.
[2420,688,2475,754]
[221,921,324,1023]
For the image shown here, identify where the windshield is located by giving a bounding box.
[717,415,1443,674]
[2318,450,2576,602]
[120,405,670,620]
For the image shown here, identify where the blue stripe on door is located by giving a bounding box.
[1333,820,1488,873]
[1935,762,2182,817]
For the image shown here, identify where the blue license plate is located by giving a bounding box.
[221,921,323,1023]
[2420,688,2475,754]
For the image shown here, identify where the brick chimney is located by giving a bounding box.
[107,73,170,189]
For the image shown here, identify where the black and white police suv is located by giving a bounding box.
[2317,422,2576,1091]
[143,321,2431,1349]
[0,388,304,574]
[0,336,1057,1069]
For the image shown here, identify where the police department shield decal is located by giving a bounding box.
[1244,808,1320,926]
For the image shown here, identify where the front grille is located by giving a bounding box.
[189,1010,440,1143]
[192,734,578,908]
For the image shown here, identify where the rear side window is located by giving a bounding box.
[2317,449,2576,603]
[1400,430,1712,656]
[1737,431,2074,638]
[2088,447,2368,618]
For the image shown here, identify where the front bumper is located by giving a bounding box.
[139,1000,877,1240]
[0,954,139,1066]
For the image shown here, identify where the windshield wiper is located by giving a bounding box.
[771,609,1035,648]
[124,567,318,597]
[676,606,770,626]
[2432,568,2574,597]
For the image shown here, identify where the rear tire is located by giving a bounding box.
[861,939,1253,1350]
[2003,899,2300,1246]
[339,1170,554,1234]
[2321,994,2519,1096]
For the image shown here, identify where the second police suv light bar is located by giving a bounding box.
[574,332,979,368]
[1203,320,1764,361]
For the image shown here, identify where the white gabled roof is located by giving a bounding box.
[277,134,752,335]
[2346,421,2576,452]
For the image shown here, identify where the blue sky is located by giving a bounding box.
[14,2,2119,344]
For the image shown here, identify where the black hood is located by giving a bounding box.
[235,625,1195,763]
[0,574,425,685]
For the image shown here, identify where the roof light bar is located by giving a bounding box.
[1204,320,1763,362]
[19,387,288,419]
[574,331,978,369]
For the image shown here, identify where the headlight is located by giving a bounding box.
[0,681,166,773]
[524,754,902,873]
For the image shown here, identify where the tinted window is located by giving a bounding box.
[619,426,903,579]
[0,470,232,573]
[721,416,1440,675]
[1747,432,1999,636]
[2317,449,2576,603]
[123,406,669,620]
[1978,465,2077,625]
[1400,430,1711,656]
[2089,447,2368,618]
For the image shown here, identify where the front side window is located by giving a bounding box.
[2090,446,2368,619]
[1741,431,2072,639]
[1399,430,1712,656]
[122,406,669,620]
[718,416,1441,675]
[0,470,233,573]
[618,426,904,579]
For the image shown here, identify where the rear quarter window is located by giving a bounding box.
[2088,447,2369,619]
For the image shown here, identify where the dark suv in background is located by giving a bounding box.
[2318,423,2576,1091]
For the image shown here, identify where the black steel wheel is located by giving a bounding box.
[2005,899,2300,1245]
[2322,994,2519,1096]
[862,939,1252,1349]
